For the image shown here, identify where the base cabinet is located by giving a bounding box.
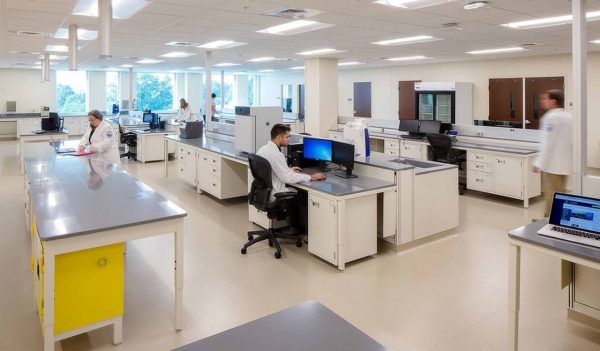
[308,193,338,264]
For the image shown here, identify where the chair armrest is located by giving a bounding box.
[273,190,297,199]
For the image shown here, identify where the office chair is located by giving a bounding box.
[117,122,137,160]
[427,133,467,195]
[241,154,303,259]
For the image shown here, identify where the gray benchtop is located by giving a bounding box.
[132,128,175,135]
[355,153,457,175]
[173,300,386,351]
[297,172,395,196]
[166,134,249,162]
[509,220,600,263]
[20,130,70,137]
[24,142,186,241]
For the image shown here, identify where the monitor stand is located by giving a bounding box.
[333,169,358,179]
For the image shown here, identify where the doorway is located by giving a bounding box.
[525,77,564,130]
[353,82,371,118]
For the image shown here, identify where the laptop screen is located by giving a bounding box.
[549,193,600,234]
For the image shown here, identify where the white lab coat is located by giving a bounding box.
[177,105,192,122]
[257,141,310,202]
[533,108,573,175]
[79,120,121,164]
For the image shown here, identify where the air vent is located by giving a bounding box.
[8,30,52,37]
[517,43,543,47]
[165,41,198,47]
[263,7,322,19]
[442,22,463,31]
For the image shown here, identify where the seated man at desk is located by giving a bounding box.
[257,124,326,232]
[79,109,120,164]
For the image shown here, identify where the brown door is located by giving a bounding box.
[298,84,305,119]
[488,78,523,122]
[353,82,371,117]
[525,76,564,129]
[398,80,421,119]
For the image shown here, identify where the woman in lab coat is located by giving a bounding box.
[176,98,192,122]
[78,109,120,164]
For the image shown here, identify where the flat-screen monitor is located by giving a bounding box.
[303,137,333,162]
[143,112,153,123]
[332,141,355,176]
[399,120,420,133]
[419,120,442,134]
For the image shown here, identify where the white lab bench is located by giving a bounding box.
[132,129,177,163]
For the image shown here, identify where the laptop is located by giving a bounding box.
[538,192,600,248]
[179,121,202,139]
[50,138,76,154]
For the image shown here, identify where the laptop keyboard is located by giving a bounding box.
[551,226,600,241]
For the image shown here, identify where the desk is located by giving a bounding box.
[173,300,386,351]
[19,130,69,174]
[507,220,600,351]
[24,143,186,351]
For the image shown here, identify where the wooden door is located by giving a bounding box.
[298,84,305,119]
[398,80,421,120]
[488,78,523,122]
[353,82,371,117]
[525,76,564,129]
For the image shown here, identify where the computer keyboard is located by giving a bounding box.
[552,226,600,241]
[302,168,331,175]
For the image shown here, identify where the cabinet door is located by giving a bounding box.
[493,155,523,198]
[401,142,423,159]
[308,194,338,264]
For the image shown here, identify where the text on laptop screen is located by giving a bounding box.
[550,194,600,234]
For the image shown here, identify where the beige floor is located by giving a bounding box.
[1,139,599,351]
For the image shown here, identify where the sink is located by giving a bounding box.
[389,158,439,168]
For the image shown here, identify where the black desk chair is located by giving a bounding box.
[241,154,303,259]
[427,133,467,195]
[117,122,137,160]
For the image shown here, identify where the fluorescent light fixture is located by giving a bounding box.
[197,40,246,49]
[257,20,333,35]
[9,51,40,55]
[384,55,429,61]
[72,0,150,19]
[46,45,69,52]
[188,66,203,70]
[591,39,600,44]
[160,52,196,58]
[48,55,68,60]
[338,61,364,66]
[373,0,456,10]
[289,66,305,70]
[502,11,600,29]
[466,47,526,55]
[372,35,436,46]
[297,48,341,56]
[464,1,488,10]
[247,57,277,62]
[135,58,164,64]
[54,27,97,40]
[258,69,275,73]
[120,64,134,68]
[213,63,240,67]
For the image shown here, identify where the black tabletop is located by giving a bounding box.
[173,301,386,351]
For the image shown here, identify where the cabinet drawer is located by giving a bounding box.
[467,170,493,192]
[207,155,221,168]
[467,160,492,173]
[207,174,221,196]
[384,139,400,149]
[208,165,221,176]
[384,148,399,156]
[468,151,493,163]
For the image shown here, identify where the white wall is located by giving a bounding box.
[259,71,304,107]
[0,68,56,113]
[185,73,203,115]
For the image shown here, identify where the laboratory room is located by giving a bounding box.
[3,0,600,350]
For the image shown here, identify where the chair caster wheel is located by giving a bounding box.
[274,251,281,259]
[296,241,302,248]
[268,239,273,247]
[241,248,247,255]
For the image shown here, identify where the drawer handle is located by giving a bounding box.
[212,183,216,186]
[212,169,216,172]
[311,201,320,208]
[203,157,207,161]
[97,257,108,267]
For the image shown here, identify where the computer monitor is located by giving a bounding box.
[399,120,420,134]
[143,112,153,123]
[332,141,355,178]
[419,120,442,134]
[303,137,333,162]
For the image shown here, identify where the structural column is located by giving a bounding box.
[572,0,587,195]
[205,51,212,121]
[304,57,338,137]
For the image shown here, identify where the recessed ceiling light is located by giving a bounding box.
[46,45,69,52]
[165,41,198,47]
[297,48,342,56]
[464,1,488,10]
[373,0,457,10]
[502,11,600,29]
[188,66,204,70]
[258,69,275,73]
[384,55,429,61]
[72,0,150,19]
[338,61,364,66]
[213,63,241,67]
[54,27,98,40]
[197,40,246,49]
[41,54,68,60]
[289,66,305,70]
[247,57,278,62]
[160,52,196,58]
[120,64,134,68]
[591,39,600,44]
[135,59,164,64]
[9,51,40,55]
[372,35,437,46]
[257,20,334,35]
[466,47,526,54]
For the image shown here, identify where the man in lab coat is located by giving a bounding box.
[532,89,573,217]
[257,124,326,232]
[78,109,121,164]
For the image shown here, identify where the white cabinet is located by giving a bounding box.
[328,131,343,141]
[196,151,247,199]
[177,145,197,186]
[400,140,426,160]
[467,170,493,193]
[136,133,171,163]
[384,139,400,156]
[16,118,41,137]
[308,193,338,264]
[493,155,522,198]
[64,117,83,135]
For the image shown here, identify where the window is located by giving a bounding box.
[136,73,174,111]
[106,71,119,113]
[56,71,88,114]
[248,75,258,106]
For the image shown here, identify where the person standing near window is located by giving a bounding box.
[211,93,217,116]
[176,98,192,122]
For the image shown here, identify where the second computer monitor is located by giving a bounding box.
[332,141,355,171]
[399,120,420,134]
[303,137,333,162]
[419,120,442,134]
[143,112,153,123]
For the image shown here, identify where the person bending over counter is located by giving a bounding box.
[257,123,326,233]
[79,109,120,164]
[177,98,192,122]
